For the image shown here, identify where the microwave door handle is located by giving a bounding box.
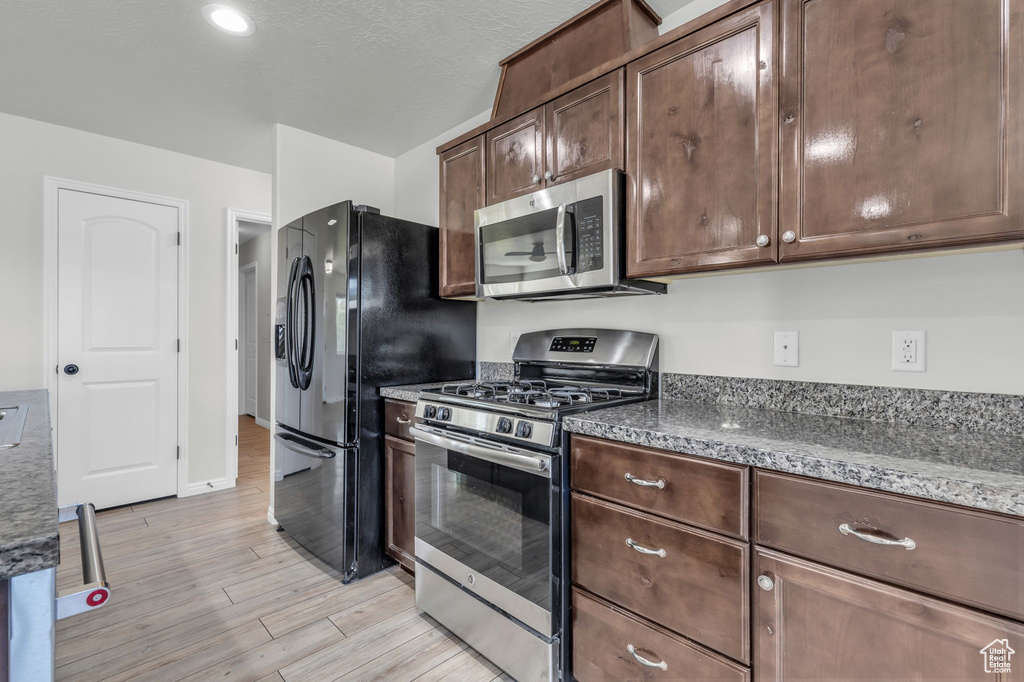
[409,426,551,478]
[555,203,570,276]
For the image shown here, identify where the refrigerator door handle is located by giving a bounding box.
[275,433,336,459]
[284,257,301,389]
[296,256,316,391]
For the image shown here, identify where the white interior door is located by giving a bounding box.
[243,266,257,417]
[238,270,246,415]
[57,189,179,509]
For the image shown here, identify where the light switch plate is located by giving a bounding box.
[892,331,926,372]
[774,331,799,367]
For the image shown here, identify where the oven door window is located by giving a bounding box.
[416,446,552,610]
[479,207,573,285]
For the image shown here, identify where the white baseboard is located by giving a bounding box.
[255,417,271,429]
[181,477,236,497]
[267,506,278,526]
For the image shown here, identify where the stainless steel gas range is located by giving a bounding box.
[410,328,659,681]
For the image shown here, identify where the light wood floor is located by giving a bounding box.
[56,416,507,682]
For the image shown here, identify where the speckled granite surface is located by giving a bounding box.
[564,399,1024,517]
[0,390,59,580]
[380,381,472,403]
[479,362,515,382]
[661,374,1023,436]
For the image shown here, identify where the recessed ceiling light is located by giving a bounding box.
[202,5,255,36]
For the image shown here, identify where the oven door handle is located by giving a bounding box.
[410,426,551,478]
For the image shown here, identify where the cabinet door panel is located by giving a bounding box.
[384,435,416,572]
[627,2,778,277]
[439,136,485,298]
[754,548,1024,681]
[780,0,1024,260]
[486,108,545,205]
[545,70,625,186]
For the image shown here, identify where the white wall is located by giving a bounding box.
[388,1,1024,397]
[0,111,272,485]
[273,124,395,227]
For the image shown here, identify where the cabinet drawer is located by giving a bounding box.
[755,471,1024,620]
[573,589,749,682]
[571,436,748,538]
[572,493,749,663]
[383,399,415,441]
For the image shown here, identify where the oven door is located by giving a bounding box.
[411,425,557,637]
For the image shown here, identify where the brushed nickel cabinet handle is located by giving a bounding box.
[532,174,541,184]
[627,644,668,670]
[624,473,666,489]
[839,523,916,550]
[544,170,554,181]
[782,230,797,243]
[396,416,412,425]
[626,537,666,558]
[756,234,770,247]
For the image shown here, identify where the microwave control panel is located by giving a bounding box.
[549,336,597,353]
[573,196,604,274]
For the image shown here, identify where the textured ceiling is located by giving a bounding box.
[0,0,696,172]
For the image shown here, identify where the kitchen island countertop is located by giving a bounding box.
[0,389,59,580]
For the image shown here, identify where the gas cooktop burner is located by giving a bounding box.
[439,381,624,409]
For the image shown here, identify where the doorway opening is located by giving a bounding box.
[226,209,272,485]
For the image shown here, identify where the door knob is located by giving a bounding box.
[63,364,80,376]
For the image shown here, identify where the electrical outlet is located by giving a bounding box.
[773,331,799,367]
[892,331,926,372]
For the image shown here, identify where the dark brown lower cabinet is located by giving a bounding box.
[0,579,7,680]
[573,589,749,681]
[384,435,416,573]
[754,548,1024,681]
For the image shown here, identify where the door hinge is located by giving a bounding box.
[176,445,180,460]
[177,339,181,352]
[234,243,238,254]
[235,435,238,446]
[235,339,238,350]
[177,232,181,246]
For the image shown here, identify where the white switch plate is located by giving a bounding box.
[892,331,926,372]
[773,331,799,367]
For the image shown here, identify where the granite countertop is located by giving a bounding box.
[563,398,1024,517]
[0,389,59,580]
[380,380,472,404]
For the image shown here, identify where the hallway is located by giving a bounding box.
[55,416,504,681]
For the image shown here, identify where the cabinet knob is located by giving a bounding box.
[782,230,797,243]
[532,174,541,184]
[544,171,554,181]
[756,235,770,247]
[757,575,775,591]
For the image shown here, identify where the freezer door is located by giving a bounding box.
[275,221,303,432]
[298,204,359,446]
[273,431,358,575]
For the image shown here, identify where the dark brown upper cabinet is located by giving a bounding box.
[487,70,627,206]
[754,548,1024,681]
[626,2,778,278]
[544,70,625,186]
[778,0,1024,261]
[438,135,485,298]
[486,108,546,205]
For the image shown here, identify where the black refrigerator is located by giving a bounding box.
[273,201,475,582]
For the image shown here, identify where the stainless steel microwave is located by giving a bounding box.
[474,169,666,301]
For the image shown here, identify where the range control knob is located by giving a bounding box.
[496,417,513,434]
[515,421,533,439]
[437,407,452,421]
[423,405,437,419]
